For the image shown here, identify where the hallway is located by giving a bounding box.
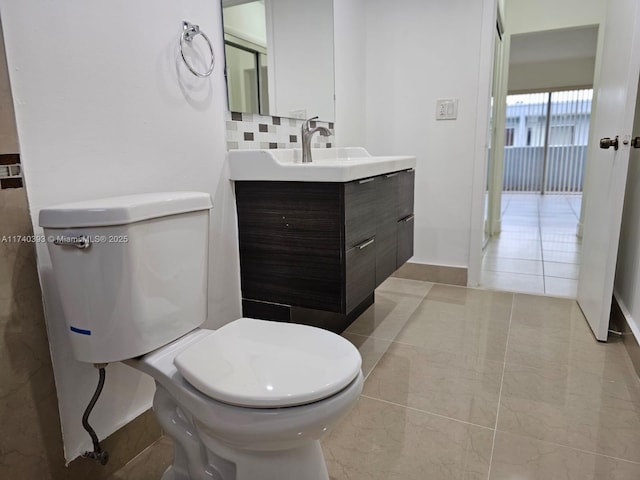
[481,193,582,297]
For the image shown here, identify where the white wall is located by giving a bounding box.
[266,0,334,121]
[507,25,598,93]
[506,0,605,35]
[502,1,606,105]
[335,0,606,278]
[502,2,607,109]
[333,0,366,147]
[361,0,496,268]
[0,0,241,462]
[509,58,596,93]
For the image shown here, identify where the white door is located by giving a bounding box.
[578,0,640,341]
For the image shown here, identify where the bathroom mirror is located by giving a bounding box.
[221,0,335,122]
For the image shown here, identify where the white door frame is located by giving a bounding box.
[468,0,503,287]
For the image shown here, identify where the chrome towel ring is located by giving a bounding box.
[180,21,215,78]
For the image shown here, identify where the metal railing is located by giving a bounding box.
[503,145,587,192]
[500,89,592,193]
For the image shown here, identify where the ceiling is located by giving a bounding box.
[510,25,599,64]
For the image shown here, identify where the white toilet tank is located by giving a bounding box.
[39,192,213,364]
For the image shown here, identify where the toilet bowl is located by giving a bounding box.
[128,322,363,480]
[39,192,363,480]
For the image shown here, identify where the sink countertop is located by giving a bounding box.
[228,147,416,182]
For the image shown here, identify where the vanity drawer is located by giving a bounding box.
[345,236,376,312]
[375,223,397,287]
[375,172,400,224]
[344,177,376,248]
[398,169,415,220]
[397,214,415,267]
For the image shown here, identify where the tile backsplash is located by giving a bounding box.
[226,111,334,150]
[0,153,22,189]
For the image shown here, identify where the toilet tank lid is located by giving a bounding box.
[39,192,212,228]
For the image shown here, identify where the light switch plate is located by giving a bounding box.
[436,98,458,120]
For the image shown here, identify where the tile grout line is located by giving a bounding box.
[348,284,434,383]
[537,194,548,293]
[565,193,581,221]
[498,428,640,467]
[348,330,472,354]
[359,394,495,432]
[486,292,515,479]
[501,193,511,217]
[110,436,170,476]
[345,330,508,367]
[344,331,385,342]
[357,333,400,383]
[341,330,385,380]
[481,266,544,276]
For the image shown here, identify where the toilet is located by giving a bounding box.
[39,192,363,480]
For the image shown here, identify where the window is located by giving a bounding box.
[505,127,515,146]
[549,125,575,146]
[503,89,592,193]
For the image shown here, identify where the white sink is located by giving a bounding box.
[228,147,416,182]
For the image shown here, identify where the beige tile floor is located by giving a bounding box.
[481,193,582,297]
[111,278,640,480]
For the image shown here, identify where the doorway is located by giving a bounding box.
[470,0,640,341]
[477,19,600,297]
[481,89,591,296]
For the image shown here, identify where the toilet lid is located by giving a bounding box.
[174,318,362,408]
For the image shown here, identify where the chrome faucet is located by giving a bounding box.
[301,116,331,163]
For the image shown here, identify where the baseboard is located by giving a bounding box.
[611,293,640,378]
[65,408,161,477]
[491,219,501,236]
[393,262,468,286]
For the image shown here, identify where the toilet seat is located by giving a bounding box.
[174,318,362,408]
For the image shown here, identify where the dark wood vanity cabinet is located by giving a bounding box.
[344,177,377,312]
[397,169,415,267]
[374,169,415,286]
[235,168,414,332]
[235,181,344,313]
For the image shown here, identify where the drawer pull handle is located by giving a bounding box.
[402,214,415,223]
[358,178,375,184]
[405,168,415,173]
[385,172,399,178]
[356,238,375,250]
